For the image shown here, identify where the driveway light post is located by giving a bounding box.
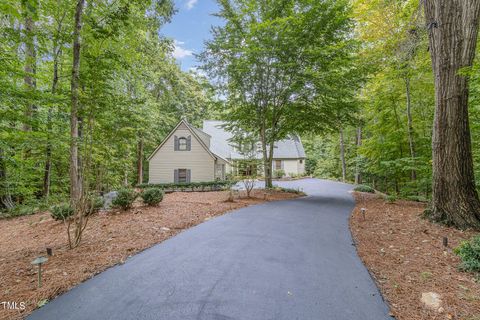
[31,256,48,288]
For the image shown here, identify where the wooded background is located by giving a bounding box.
[2,0,480,227]
[0,0,220,214]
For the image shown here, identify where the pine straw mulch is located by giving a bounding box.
[350,192,480,320]
[0,189,300,320]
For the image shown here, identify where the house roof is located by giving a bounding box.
[148,119,306,162]
[202,120,306,160]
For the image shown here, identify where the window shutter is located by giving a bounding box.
[186,136,191,151]
[174,169,179,183]
[174,136,179,151]
[186,169,191,183]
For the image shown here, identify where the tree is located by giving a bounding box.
[229,130,262,198]
[22,0,37,133]
[424,0,480,229]
[339,127,347,182]
[201,0,358,188]
[69,0,84,203]
[67,0,86,248]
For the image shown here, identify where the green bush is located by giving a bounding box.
[273,186,304,194]
[454,235,480,273]
[385,195,397,203]
[137,180,235,192]
[141,188,164,206]
[353,185,375,193]
[50,203,74,221]
[273,169,285,179]
[112,188,138,210]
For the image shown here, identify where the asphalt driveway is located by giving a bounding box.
[28,178,391,320]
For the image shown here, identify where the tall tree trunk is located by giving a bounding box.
[137,137,143,185]
[69,0,85,203]
[0,149,14,210]
[392,101,404,157]
[404,76,417,181]
[355,126,362,185]
[424,0,480,229]
[43,48,61,198]
[266,139,274,188]
[260,123,273,188]
[43,12,65,198]
[22,0,37,132]
[339,127,347,182]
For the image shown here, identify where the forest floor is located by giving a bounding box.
[351,192,480,320]
[0,189,300,320]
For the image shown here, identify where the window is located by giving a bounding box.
[299,159,303,164]
[178,137,187,151]
[178,169,187,183]
[174,135,190,151]
[275,160,282,170]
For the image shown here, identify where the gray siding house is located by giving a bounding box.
[147,120,306,183]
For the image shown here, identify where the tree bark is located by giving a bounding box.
[0,149,14,210]
[355,126,362,185]
[424,0,480,229]
[22,0,37,132]
[137,137,143,185]
[339,127,347,182]
[69,0,85,203]
[43,12,65,198]
[266,138,274,188]
[404,76,417,181]
[259,123,273,188]
[43,47,61,198]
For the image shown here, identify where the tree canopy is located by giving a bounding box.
[200,0,361,187]
[0,0,218,214]
[2,0,480,229]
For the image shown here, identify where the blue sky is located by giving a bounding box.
[161,0,222,72]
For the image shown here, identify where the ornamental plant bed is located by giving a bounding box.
[0,189,300,320]
[350,192,480,320]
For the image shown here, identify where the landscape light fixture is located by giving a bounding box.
[361,208,366,220]
[31,256,48,288]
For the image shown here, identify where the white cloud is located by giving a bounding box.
[186,0,198,10]
[173,40,193,59]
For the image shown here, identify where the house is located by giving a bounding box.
[147,119,306,183]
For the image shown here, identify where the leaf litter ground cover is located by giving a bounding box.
[0,189,300,320]
[350,192,480,320]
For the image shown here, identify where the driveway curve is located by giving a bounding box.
[28,178,391,320]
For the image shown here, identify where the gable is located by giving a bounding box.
[147,120,217,161]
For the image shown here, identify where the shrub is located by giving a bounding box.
[272,186,305,195]
[51,203,74,221]
[273,169,285,179]
[353,185,375,193]
[385,195,397,203]
[137,180,236,192]
[111,188,138,210]
[454,235,480,273]
[141,188,164,206]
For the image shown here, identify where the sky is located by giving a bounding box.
[161,0,222,72]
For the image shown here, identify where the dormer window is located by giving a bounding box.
[174,135,191,151]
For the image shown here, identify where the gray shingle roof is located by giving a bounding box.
[202,120,306,160]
